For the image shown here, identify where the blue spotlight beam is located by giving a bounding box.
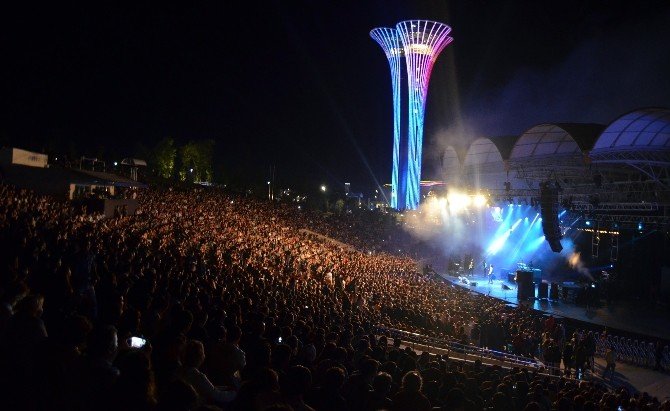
[487,218,522,256]
[509,213,540,263]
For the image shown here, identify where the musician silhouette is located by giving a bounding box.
[488,264,494,283]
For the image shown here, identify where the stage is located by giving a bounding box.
[440,274,670,341]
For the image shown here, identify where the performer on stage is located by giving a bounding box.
[488,264,494,284]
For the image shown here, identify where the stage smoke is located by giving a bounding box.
[567,251,593,281]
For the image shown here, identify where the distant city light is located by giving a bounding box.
[320,185,326,192]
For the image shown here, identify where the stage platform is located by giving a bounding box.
[441,274,670,341]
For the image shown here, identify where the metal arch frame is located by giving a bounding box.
[593,108,670,151]
[510,124,581,159]
[396,20,453,209]
[440,146,461,179]
[590,149,670,166]
[371,27,405,209]
[590,108,670,185]
[590,150,670,186]
[509,155,654,192]
[463,138,504,168]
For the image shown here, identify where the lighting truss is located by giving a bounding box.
[396,20,453,209]
[589,214,670,228]
[590,150,670,186]
[590,149,670,167]
[570,201,660,212]
[370,27,406,210]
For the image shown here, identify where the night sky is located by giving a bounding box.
[2,1,670,194]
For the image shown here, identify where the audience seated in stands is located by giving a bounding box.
[0,183,668,410]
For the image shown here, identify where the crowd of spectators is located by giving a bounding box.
[0,183,667,410]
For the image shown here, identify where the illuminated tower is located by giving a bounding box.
[370,27,407,209]
[396,20,453,209]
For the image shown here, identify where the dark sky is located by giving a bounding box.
[2,1,669,194]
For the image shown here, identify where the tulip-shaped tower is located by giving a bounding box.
[370,27,407,210]
[396,20,453,209]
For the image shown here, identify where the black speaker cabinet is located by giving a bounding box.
[516,270,534,300]
[537,282,549,299]
[549,283,559,300]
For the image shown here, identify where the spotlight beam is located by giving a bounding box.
[509,213,540,263]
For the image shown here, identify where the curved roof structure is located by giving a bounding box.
[441,146,461,170]
[511,123,604,160]
[590,108,670,171]
[434,108,670,222]
[463,138,504,166]
[592,108,670,151]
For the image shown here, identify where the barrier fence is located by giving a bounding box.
[375,325,568,378]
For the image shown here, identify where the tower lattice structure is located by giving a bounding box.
[397,20,453,209]
[372,20,453,210]
[370,27,407,210]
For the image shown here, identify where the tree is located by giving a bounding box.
[334,199,345,214]
[178,139,215,182]
[151,137,177,179]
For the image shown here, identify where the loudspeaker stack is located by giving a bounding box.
[540,181,563,253]
[516,270,534,300]
[537,281,549,299]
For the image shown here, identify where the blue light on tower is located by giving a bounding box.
[370,28,408,209]
[396,20,453,209]
[372,21,452,210]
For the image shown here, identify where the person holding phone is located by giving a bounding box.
[129,336,146,349]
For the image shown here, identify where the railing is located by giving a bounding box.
[376,326,567,378]
[595,333,670,371]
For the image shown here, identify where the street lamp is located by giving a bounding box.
[320,185,328,211]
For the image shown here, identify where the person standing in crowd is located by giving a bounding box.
[563,339,574,378]
[654,340,664,371]
[574,340,587,379]
[603,346,616,382]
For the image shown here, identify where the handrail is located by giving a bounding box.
[375,325,568,378]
